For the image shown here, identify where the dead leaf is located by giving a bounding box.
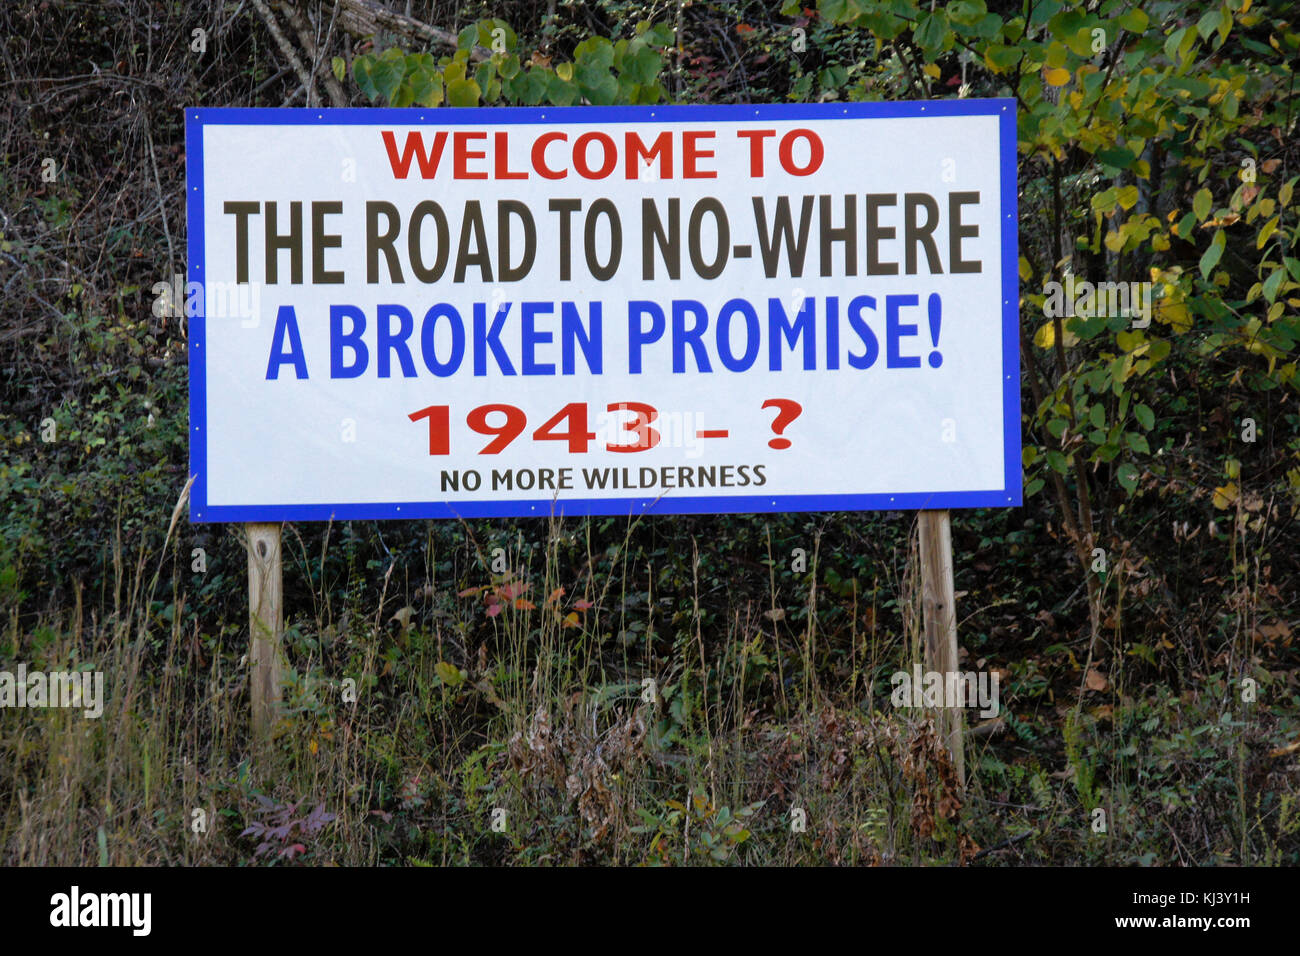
[1212,483,1239,510]
[1257,621,1292,642]
[1085,668,1110,692]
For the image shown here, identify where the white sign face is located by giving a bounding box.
[185,101,1019,521]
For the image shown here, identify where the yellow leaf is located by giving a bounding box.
[1116,329,1145,352]
[1116,185,1139,210]
[1212,483,1239,510]
[922,63,941,79]
[435,661,464,687]
[1257,215,1280,249]
[1045,67,1071,87]
[1019,256,1032,281]
[1034,320,1078,349]
[1156,298,1192,333]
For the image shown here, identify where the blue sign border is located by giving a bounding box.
[185,100,1020,522]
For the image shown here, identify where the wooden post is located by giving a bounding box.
[246,522,283,741]
[918,509,964,786]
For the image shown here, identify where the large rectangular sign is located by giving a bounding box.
[185,101,1019,521]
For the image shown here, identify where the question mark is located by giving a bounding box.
[762,399,802,450]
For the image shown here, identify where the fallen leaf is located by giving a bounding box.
[1085,668,1109,692]
[1268,739,1300,758]
[1212,483,1239,510]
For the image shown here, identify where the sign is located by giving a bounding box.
[185,101,1019,521]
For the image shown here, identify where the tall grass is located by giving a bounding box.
[1,498,1295,866]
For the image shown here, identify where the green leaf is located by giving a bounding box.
[1117,463,1139,494]
[1261,266,1284,303]
[352,56,378,101]
[580,74,619,105]
[1118,9,1148,33]
[1096,146,1137,170]
[984,44,1021,70]
[947,0,988,27]
[624,45,661,85]
[1065,26,1095,58]
[434,661,465,687]
[1198,229,1225,279]
[1134,403,1155,431]
[1193,187,1212,222]
[410,71,443,107]
[1125,432,1150,454]
[370,57,404,104]
[1196,10,1223,42]
[913,11,949,53]
[511,69,549,105]
[390,79,414,107]
[546,73,580,106]
[1163,27,1187,61]
[331,56,346,83]
[821,0,850,22]
[446,77,481,107]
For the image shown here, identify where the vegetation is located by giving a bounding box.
[0,0,1297,866]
